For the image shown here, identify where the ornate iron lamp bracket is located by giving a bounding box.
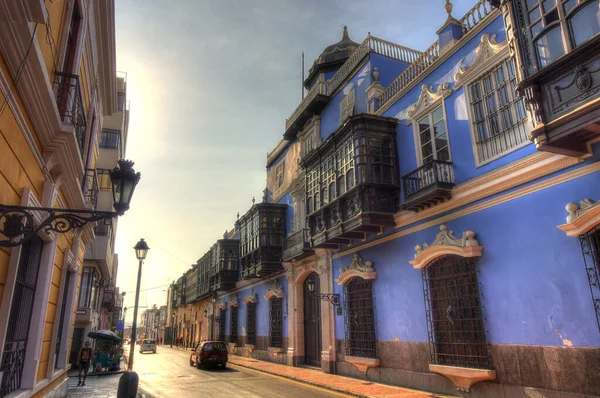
[312,292,343,315]
[0,205,119,247]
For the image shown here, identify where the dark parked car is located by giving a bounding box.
[189,341,228,369]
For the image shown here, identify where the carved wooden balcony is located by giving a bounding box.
[284,79,328,140]
[210,239,240,291]
[239,203,287,279]
[402,160,455,212]
[102,288,114,311]
[304,114,399,250]
[501,3,600,157]
[282,229,314,262]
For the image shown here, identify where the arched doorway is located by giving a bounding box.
[303,272,322,366]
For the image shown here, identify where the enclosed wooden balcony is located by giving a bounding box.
[282,229,314,262]
[239,203,287,279]
[210,239,240,291]
[401,160,455,212]
[304,114,399,250]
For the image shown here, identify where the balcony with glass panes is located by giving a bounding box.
[209,239,240,291]
[196,250,213,299]
[239,203,287,279]
[490,0,600,156]
[402,107,455,212]
[303,114,399,250]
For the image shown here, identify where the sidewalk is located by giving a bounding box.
[227,355,448,398]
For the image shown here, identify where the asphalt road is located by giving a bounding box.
[129,345,349,398]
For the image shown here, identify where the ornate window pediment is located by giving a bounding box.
[557,198,600,236]
[454,34,509,89]
[264,280,284,300]
[336,253,376,286]
[406,84,452,125]
[410,224,483,269]
[227,295,239,308]
[217,299,227,311]
[243,288,257,305]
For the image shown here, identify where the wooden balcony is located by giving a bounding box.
[241,246,284,279]
[308,185,397,250]
[402,160,454,212]
[284,79,328,140]
[211,270,238,292]
[282,229,314,262]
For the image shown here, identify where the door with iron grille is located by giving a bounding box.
[230,306,238,344]
[580,225,600,333]
[0,236,44,397]
[422,255,490,369]
[303,272,322,366]
[218,309,226,341]
[269,298,282,348]
[344,277,376,358]
[246,303,256,345]
[55,271,72,368]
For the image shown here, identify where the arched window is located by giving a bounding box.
[229,306,238,345]
[269,298,283,348]
[307,196,313,214]
[346,169,355,190]
[422,255,490,368]
[337,176,346,196]
[328,182,336,202]
[343,277,376,358]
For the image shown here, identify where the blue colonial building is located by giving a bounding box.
[168,0,600,396]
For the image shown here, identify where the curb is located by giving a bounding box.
[229,360,367,398]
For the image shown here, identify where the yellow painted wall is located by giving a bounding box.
[36,0,68,81]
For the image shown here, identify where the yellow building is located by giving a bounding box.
[0,1,120,396]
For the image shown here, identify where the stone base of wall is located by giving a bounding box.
[227,335,288,365]
[41,377,68,398]
[336,340,600,397]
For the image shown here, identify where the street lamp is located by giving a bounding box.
[128,238,150,371]
[306,279,343,316]
[0,159,141,247]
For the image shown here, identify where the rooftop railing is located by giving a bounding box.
[378,0,496,111]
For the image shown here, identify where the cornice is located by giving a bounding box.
[557,198,600,236]
[454,33,509,89]
[394,151,579,229]
[333,160,600,259]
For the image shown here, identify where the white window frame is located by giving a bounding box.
[406,84,453,167]
[274,162,285,190]
[454,33,531,167]
[340,86,355,124]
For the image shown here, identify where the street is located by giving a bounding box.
[130,346,349,398]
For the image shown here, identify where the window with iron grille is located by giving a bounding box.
[99,129,121,150]
[230,306,238,344]
[343,278,376,358]
[246,303,256,345]
[218,309,226,341]
[97,169,112,192]
[422,255,490,369]
[579,224,600,333]
[269,298,283,348]
[468,58,528,164]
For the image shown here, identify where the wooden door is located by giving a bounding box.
[303,272,322,367]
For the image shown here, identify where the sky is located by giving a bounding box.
[113,0,483,325]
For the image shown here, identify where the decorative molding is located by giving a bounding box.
[332,157,600,260]
[227,295,239,308]
[454,33,509,89]
[217,299,227,311]
[429,364,496,392]
[558,198,600,236]
[243,288,257,305]
[406,84,452,124]
[286,249,332,284]
[264,280,284,300]
[345,356,380,374]
[268,347,284,354]
[336,253,376,285]
[410,224,483,269]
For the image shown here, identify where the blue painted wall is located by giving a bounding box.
[334,168,600,347]
[377,16,532,192]
[226,277,289,339]
[320,62,373,140]
[369,53,410,88]
[277,193,294,235]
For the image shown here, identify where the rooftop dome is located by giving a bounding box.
[305,26,360,86]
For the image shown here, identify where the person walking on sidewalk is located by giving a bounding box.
[77,341,94,387]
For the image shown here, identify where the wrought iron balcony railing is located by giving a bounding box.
[54,72,87,160]
[402,160,455,212]
[282,229,313,262]
[82,169,99,208]
[102,288,115,311]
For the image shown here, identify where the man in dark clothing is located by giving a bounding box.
[77,341,94,386]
